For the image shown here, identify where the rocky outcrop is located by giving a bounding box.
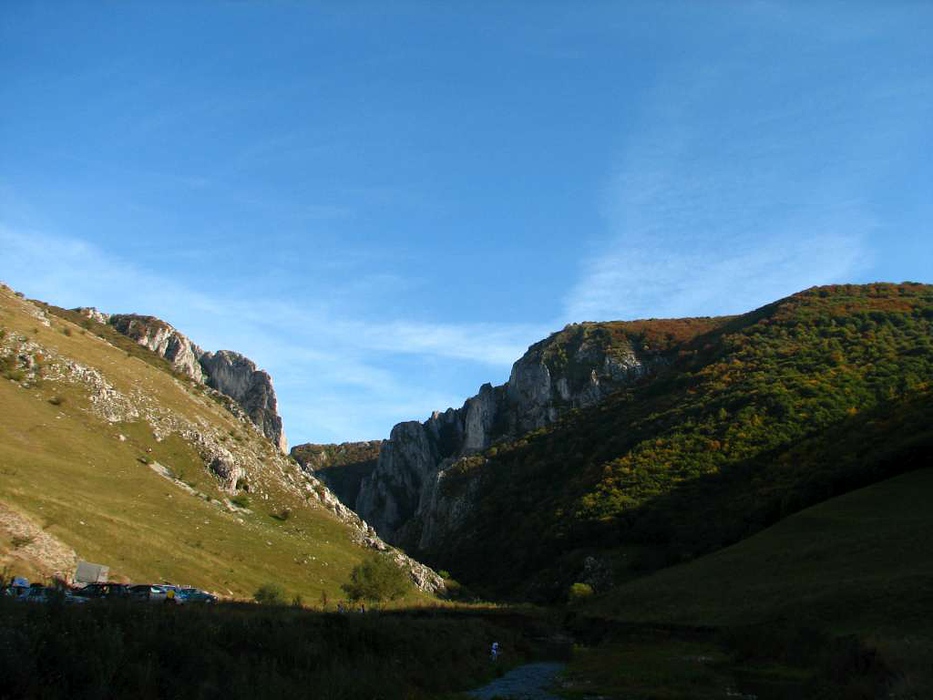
[356,422,440,536]
[200,350,287,454]
[356,323,660,548]
[74,307,110,326]
[109,314,206,382]
[505,325,649,434]
[82,312,287,453]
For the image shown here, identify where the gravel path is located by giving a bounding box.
[467,662,567,700]
[0,502,77,579]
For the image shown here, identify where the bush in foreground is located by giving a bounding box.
[341,554,410,603]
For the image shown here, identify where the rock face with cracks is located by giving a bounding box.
[200,350,287,454]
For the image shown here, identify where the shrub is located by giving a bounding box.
[568,582,594,603]
[253,583,286,605]
[230,494,251,509]
[341,554,411,603]
[441,578,465,600]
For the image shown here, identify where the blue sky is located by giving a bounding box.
[2,1,931,445]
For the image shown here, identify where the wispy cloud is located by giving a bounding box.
[349,320,543,367]
[567,226,870,322]
[563,37,882,322]
[0,224,544,443]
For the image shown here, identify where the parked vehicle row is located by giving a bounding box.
[12,586,88,605]
[3,582,217,605]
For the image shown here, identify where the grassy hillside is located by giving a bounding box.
[0,284,429,604]
[590,468,933,634]
[424,283,933,599]
[561,469,933,698]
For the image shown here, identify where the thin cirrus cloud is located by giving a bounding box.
[0,224,540,442]
[0,225,535,365]
[562,51,878,324]
[349,320,545,367]
[565,227,869,323]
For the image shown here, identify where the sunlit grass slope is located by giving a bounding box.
[0,284,420,603]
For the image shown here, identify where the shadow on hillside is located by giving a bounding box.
[616,391,933,575]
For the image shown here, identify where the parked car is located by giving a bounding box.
[128,584,171,602]
[72,583,131,601]
[175,587,217,604]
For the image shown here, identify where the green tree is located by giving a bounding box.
[341,554,411,603]
[568,582,594,603]
[253,582,286,605]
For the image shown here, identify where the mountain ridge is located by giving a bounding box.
[341,316,727,549]
[293,282,932,601]
[418,282,933,599]
[66,308,288,453]
[6,281,930,604]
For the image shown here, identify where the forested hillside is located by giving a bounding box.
[423,283,933,599]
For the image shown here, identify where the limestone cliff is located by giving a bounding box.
[200,350,287,454]
[109,314,206,383]
[355,322,662,549]
[76,311,288,453]
[355,421,443,537]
